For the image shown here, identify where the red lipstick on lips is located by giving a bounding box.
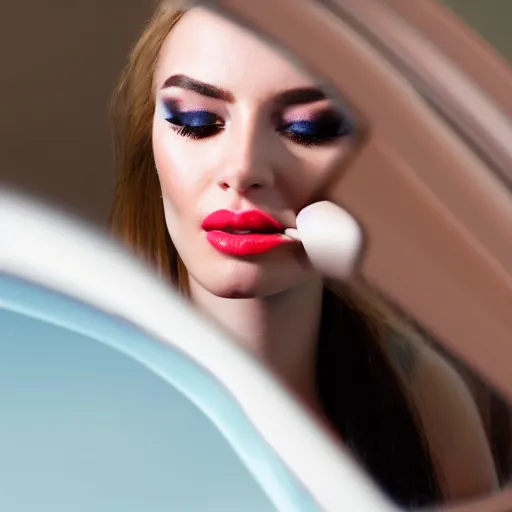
[201,209,294,256]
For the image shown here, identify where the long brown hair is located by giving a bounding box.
[109,1,442,507]
[110,1,188,290]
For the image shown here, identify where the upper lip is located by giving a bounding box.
[201,209,285,233]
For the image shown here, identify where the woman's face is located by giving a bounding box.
[152,7,354,299]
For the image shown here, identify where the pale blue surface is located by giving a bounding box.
[0,274,320,512]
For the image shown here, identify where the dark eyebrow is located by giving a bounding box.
[161,75,328,107]
[274,87,328,107]
[161,74,235,102]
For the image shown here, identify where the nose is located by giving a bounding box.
[217,126,275,194]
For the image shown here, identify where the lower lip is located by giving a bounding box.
[206,231,293,256]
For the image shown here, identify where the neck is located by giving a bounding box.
[189,277,324,410]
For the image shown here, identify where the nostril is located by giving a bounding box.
[218,181,263,192]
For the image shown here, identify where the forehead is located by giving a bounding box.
[154,7,316,96]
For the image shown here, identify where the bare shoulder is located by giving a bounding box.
[386,331,498,501]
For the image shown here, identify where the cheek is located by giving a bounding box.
[152,118,203,218]
[286,144,351,202]
[301,142,351,176]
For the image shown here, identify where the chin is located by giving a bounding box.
[204,275,272,299]
[212,288,260,299]
[195,263,310,299]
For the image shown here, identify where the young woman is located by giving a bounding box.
[110,1,497,507]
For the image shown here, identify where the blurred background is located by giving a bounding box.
[0,0,510,227]
[0,1,153,226]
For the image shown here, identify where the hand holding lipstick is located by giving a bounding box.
[293,201,363,282]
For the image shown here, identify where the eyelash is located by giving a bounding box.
[173,124,222,139]
[164,107,353,147]
[278,118,352,147]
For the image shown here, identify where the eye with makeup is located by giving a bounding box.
[161,99,224,140]
[161,99,353,147]
[277,109,354,147]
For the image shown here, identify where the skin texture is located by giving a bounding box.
[150,5,497,500]
[152,8,352,300]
